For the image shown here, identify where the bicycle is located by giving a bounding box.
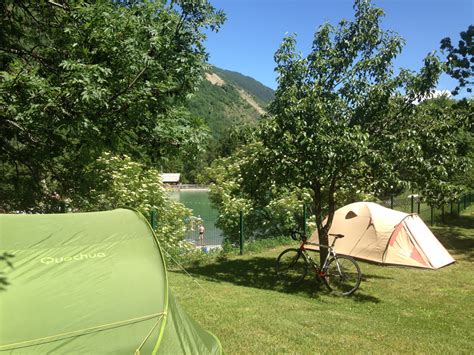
[276,230,362,296]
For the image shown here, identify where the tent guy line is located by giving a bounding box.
[161,247,219,304]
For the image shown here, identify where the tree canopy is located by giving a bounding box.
[228,0,469,262]
[0,0,224,211]
[440,25,474,95]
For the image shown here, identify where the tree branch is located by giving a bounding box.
[106,65,148,105]
[47,1,67,10]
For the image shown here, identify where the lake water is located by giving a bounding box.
[168,190,224,246]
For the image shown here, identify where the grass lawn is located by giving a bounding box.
[168,207,474,353]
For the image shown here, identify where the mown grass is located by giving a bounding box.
[168,207,474,353]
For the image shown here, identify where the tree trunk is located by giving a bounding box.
[312,184,328,265]
[312,177,338,266]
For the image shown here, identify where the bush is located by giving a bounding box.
[71,152,195,254]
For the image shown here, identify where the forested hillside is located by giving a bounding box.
[212,66,275,105]
[177,67,274,181]
[187,66,273,140]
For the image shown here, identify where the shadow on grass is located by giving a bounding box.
[172,255,380,303]
[431,214,474,261]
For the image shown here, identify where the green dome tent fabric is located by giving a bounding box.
[0,209,222,354]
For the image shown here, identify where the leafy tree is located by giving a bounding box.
[205,143,312,242]
[244,0,465,263]
[440,25,474,95]
[409,97,472,201]
[0,0,224,211]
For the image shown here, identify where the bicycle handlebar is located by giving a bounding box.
[290,230,345,244]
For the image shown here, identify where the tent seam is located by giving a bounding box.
[403,216,433,268]
[0,313,165,351]
[121,208,169,355]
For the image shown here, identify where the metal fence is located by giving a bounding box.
[380,191,473,225]
[148,202,224,251]
[183,218,224,249]
[149,191,473,253]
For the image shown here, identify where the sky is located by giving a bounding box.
[204,0,473,95]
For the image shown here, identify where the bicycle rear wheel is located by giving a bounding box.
[324,255,361,296]
[276,248,308,285]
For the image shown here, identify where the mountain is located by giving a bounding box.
[186,66,274,141]
[177,66,274,182]
[211,67,275,106]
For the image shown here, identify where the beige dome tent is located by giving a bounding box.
[308,202,454,269]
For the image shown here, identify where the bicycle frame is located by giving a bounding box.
[277,231,362,295]
[298,236,342,276]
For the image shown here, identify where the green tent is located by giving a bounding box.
[0,209,222,354]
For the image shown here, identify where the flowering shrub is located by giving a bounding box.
[73,153,194,253]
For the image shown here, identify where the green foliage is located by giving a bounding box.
[204,143,314,243]
[204,0,468,266]
[184,71,265,182]
[0,0,224,211]
[74,152,194,253]
[211,66,275,106]
[440,25,474,95]
[405,97,472,205]
[187,78,260,140]
[254,0,462,245]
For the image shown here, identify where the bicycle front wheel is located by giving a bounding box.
[276,248,308,285]
[324,255,361,296]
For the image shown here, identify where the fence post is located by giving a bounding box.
[410,195,414,214]
[302,204,307,240]
[390,196,394,209]
[430,205,434,226]
[239,210,244,255]
[417,198,420,215]
[150,209,157,230]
